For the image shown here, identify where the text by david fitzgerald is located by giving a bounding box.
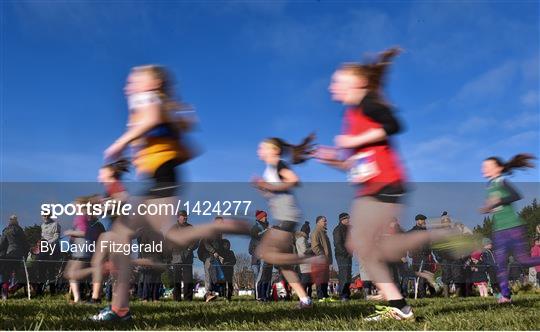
[40,240,163,256]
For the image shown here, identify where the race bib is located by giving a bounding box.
[347,151,380,183]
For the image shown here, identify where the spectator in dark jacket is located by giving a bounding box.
[333,212,352,301]
[166,210,199,301]
[137,228,166,302]
[197,216,224,302]
[218,239,236,301]
[481,237,499,295]
[311,216,332,301]
[0,215,29,300]
[249,210,272,301]
[508,256,525,283]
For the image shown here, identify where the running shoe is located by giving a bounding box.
[90,306,132,322]
[364,305,414,321]
[297,298,313,309]
[497,296,512,304]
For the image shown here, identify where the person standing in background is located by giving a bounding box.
[35,212,61,296]
[295,221,313,298]
[166,210,198,301]
[249,210,270,301]
[311,216,333,302]
[333,213,352,301]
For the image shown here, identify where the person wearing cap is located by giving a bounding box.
[333,212,352,301]
[0,215,30,300]
[311,215,333,301]
[407,214,435,298]
[480,237,500,296]
[165,210,198,301]
[249,210,273,301]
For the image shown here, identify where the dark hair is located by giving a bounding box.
[316,215,327,223]
[415,214,427,221]
[222,239,231,248]
[485,154,536,175]
[103,158,130,180]
[300,221,310,235]
[265,133,316,164]
[341,47,401,99]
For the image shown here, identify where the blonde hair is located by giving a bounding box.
[131,65,193,132]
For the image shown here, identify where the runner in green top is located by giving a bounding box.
[480,153,539,303]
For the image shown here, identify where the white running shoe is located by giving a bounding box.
[364,305,414,321]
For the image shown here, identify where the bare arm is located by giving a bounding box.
[255,168,299,192]
[105,104,163,158]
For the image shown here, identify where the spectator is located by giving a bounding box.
[435,214,461,297]
[0,215,29,300]
[467,251,488,297]
[219,239,236,301]
[530,237,540,286]
[295,221,313,298]
[64,201,92,303]
[481,237,500,296]
[137,229,165,302]
[311,215,333,302]
[197,216,224,302]
[508,256,525,283]
[166,210,198,301]
[333,212,352,301]
[407,214,435,298]
[35,212,61,296]
[248,210,271,301]
[87,215,106,303]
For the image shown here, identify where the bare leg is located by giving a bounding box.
[347,197,404,301]
[257,229,312,266]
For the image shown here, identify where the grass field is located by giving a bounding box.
[1,294,540,330]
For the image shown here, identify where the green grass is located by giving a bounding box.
[1,295,540,330]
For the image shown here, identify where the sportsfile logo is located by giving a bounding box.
[40,200,253,219]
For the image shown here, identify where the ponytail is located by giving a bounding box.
[486,153,536,175]
[365,47,401,93]
[265,133,316,164]
[341,46,401,97]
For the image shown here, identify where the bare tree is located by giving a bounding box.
[233,253,254,291]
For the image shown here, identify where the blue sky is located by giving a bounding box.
[1,1,539,234]
[2,1,539,183]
